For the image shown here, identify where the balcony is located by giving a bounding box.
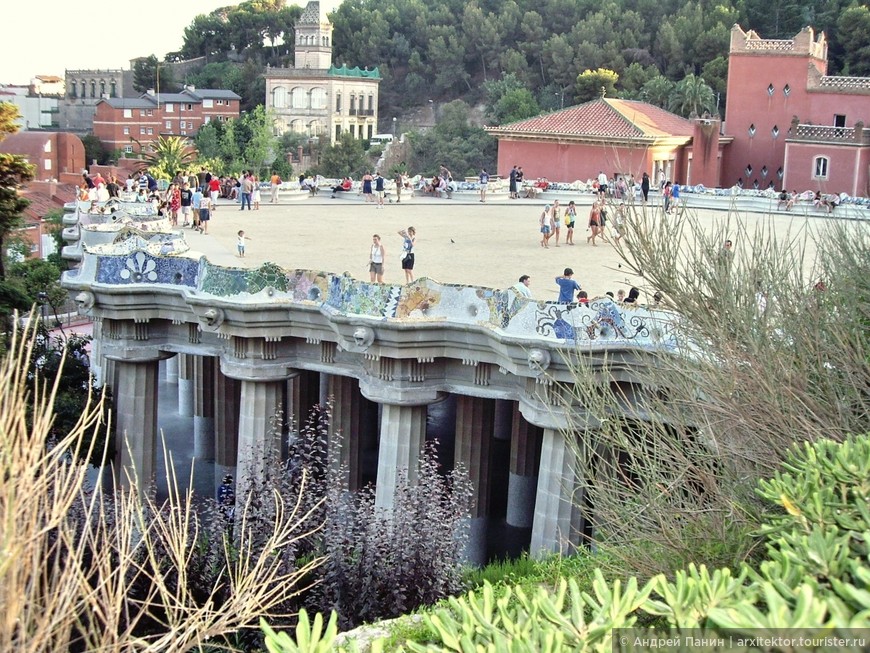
[790,123,870,145]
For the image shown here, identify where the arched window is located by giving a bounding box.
[80,81,86,97]
[273,118,287,136]
[335,92,342,113]
[70,83,77,98]
[813,156,829,179]
[291,119,305,134]
[291,87,307,109]
[308,120,321,136]
[110,81,117,97]
[310,87,326,109]
[272,86,287,109]
[90,81,96,98]
[367,94,374,112]
[100,81,106,96]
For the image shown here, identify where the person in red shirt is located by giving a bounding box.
[208,177,221,211]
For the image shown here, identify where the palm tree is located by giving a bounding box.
[134,135,197,180]
[669,74,716,118]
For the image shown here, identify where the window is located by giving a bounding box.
[147,128,153,135]
[110,81,117,97]
[783,84,791,97]
[335,93,341,113]
[350,95,356,113]
[140,127,146,134]
[310,87,326,109]
[100,81,106,96]
[368,94,374,112]
[349,124,355,138]
[203,99,213,108]
[748,124,756,137]
[124,145,133,153]
[180,121,186,129]
[216,99,225,106]
[165,103,174,113]
[335,124,341,141]
[43,140,51,153]
[44,159,52,170]
[181,130,187,135]
[291,87,306,109]
[165,121,171,129]
[813,156,829,179]
[771,125,780,139]
[834,114,846,128]
[123,127,130,135]
[90,81,96,98]
[146,109,154,116]
[80,82,85,98]
[70,84,77,98]
[272,87,287,109]
[124,109,132,118]
[767,83,774,96]
[204,116,211,124]
[140,110,146,117]
[185,103,193,111]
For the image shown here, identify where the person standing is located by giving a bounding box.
[555,268,581,303]
[516,166,525,194]
[362,171,374,203]
[394,171,403,203]
[509,165,518,199]
[670,181,681,213]
[191,185,203,231]
[252,176,262,210]
[398,226,416,283]
[270,171,282,203]
[641,172,650,204]
[587,201,602,246]
[198,193,211,234]
[479,168,489,203]
[374,172,386,208]
[597,170,608,201]
[662,181,672,214]
[208,175,221,211]
[240,173,253,210]
[369,234,386,282]
[237,230,251,257]
[179,182,193,227]
[564,201,577,245]
[539,204,553,248]
[551,199,561,246]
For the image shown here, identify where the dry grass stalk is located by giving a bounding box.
[0,318,321,652]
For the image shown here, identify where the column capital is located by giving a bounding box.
[103,343,174,363]
[220,357,299,382]
[359,378,445,406]
[518,396,601,431]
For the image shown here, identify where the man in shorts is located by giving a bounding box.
[208,176,221,211]
[479,168,489,202]
[198,194,211,234]
[179,182,193,226]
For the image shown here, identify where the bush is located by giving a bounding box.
[263,434,870,651]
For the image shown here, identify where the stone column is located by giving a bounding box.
[113,358,160,496]
[165,354,179,385]
[193,355,216,460]
[177,353,194,417]
[507,408,543,528]
[289,369,321,428]
[328,374,365,491]
[375,403,428,510]
[530,428,583,557]
[236,378,285,506]
[214,367,241,494]
[454,395,495,566]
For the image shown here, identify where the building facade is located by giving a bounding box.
[723,25,870,195]
[92,87,241,154]
[488,98,727,188]
[264,1,381,144]
[0,131,85,182]
[59,68,133,133]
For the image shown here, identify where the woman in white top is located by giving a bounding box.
[369,234,386,283]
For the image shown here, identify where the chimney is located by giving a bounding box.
[185,84,195,92]
[48,178,57,199]
[146,88,155,96]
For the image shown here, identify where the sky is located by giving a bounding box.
[2,0,340,86]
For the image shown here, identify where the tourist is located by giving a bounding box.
[199,194,211,234]
[398,226,416,283]
[670,181,681,213]
[252,176,262,210]
[564,201,577,245]
[479,168,489,203]
[369,234,385,282]
[374,172,385,208]
[106,175,120,199]
[125,174,135,193]
[597,170,608,201]
[513,274,532,298]
[539,204,553,248]
[555,268,581,303]
[613,202,626,244]
[515,166,525,195]
[270,171,282,203]
[662,181,673,214]
[179,182,193,227]
[509,165,518,199]
[616,289,626,303]
[551,199,562,246]
[168,183,181,227]
[587,201,602,246]
[191,185,203,230]
[577,290,589,305]
[641,172,650,204]
[208,176,221,211]
[331,177,353,197]
[624,287,640,304]
[237,230,250,258]
[362,171,374,202]
[240,173,254,210]
[394,171,404,203]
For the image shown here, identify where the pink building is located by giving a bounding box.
[488,98,727,188]
[0,131,85,183]
[724,25,870,196]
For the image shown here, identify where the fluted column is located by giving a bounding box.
[193,355,216,460]
[164,354,178,385]
[507,408,543,528]
[328,375,365,491]
[113,358,159,496]
[375,403,428,510]
[454,395,495,565]
[289,369,321,428]
[177,353,194,417]
[214,367,241,494]
[530,428,583,557]
[236,379,284,507]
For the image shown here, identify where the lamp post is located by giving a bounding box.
[392,116,396,136]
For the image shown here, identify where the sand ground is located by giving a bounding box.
[189,193,839,301]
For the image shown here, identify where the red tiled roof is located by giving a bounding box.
[21,191,66,220]
[493,98,694,140]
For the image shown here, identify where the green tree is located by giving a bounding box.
[0,103,34,283]
[193,121,223,162]
[484,74,540,124]
[80,134,108,167]
[315,133,368,178]
[574,68,619,104]
[131,55,177,94]
[239,106,278,177]
[837,5,870,75]
[641,75,676,109]
[701,56,728,114]
[618,62,661,100]
[669,73,716,117]
[135,135,197,180]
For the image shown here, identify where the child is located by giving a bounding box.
[198,195,210,234]
[191,186,203,230]
[237,230,250,257]
[555,268,581,303]
[577,290,589,305]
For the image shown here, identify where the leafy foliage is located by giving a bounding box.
[575,69,619,104]
[314,132,369,178]
[406,101,496,178]
[132,55,178,93]
[135,135,196,180]
[0,102,34,283]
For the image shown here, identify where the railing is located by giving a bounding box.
[744,39,794,51]
[791,124,868,143]
[819,76,870,90]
